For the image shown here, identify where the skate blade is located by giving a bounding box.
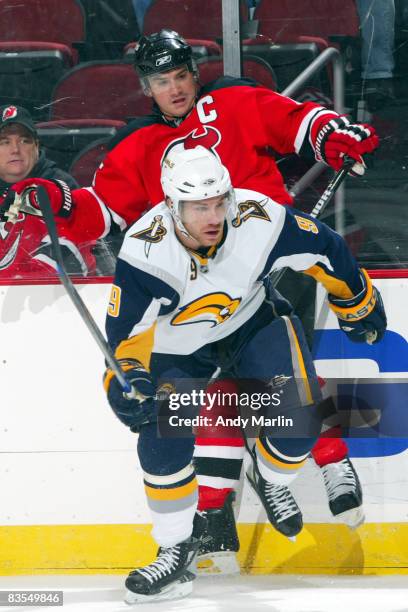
[124,580,193,605]
[197,551,240,575]
[335,506,365,529]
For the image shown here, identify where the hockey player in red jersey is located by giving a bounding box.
[0,31,378,562]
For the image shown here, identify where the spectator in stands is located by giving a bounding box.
[0,104,92,280]
[0,105,78,192]
[356,0,396,109]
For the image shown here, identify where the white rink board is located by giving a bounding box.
[0,279,407,526]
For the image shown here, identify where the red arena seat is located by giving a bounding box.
[254,0,359,42]
[0,0,86,116]
[69,138,110,187]
[142,0,248,40]
[197,57,277,91]
[47,61,150,121]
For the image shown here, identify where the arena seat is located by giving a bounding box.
[0,0,86,116]
[36,121,123,172]
[197,56,277,91]
[69,138,110,186]
[46,61,150,121]
[253,0,359,41]
[142,0,248,40]
[241,0,359,94]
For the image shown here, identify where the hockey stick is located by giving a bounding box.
[35,185,141,397]
[269,156,355,287]
[270,156,377,344]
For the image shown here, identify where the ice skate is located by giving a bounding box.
[125,512,206,604]
[246,457,303,538]
[321,457,365,528]
[197,491,240,575]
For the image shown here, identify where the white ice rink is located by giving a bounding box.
[1,574,408,612]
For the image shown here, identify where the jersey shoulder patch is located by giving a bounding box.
[232,188,284,229]
[120,204,189,290]
[123,203,170,256]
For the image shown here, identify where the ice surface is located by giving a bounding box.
[0,574,407,612]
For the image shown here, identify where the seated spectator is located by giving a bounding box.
[0,105,78,191]
[0,105,94,280]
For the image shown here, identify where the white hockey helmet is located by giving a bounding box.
[161,145,234,237]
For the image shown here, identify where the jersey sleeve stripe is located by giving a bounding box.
[303,263,355,298]
[115,322,157,371]
[293,106,325,153]
[271,252,334,274]
[83,186,123,236]
[294,108,337,156]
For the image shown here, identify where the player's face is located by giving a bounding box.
[180,194,229,247]
[0,125,39,183]
[147,66,197,118]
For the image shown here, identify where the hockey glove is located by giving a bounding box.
[4,178,74,220]
[103,359,157,432]
[313,116,379,175]
[328,269,386,344]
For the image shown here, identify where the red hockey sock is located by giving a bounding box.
[312,431,348,467]
[197,485,233,511]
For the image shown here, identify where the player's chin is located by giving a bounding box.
[201,230,222,245]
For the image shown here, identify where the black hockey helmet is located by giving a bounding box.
[133,29,195,78]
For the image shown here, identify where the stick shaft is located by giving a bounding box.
[269,160,352,286]
[36,185,131,392]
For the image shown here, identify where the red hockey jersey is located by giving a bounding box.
[0,213,94,281]
[71,77,336,242]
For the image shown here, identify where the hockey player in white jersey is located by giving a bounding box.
[103,146,386,603]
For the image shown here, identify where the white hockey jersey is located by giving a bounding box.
[106,188,364,369]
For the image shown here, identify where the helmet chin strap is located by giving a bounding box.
[168,200,203,249]
[169,202,192,238]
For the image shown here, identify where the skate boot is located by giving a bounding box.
[246,457,303,538]
[197,491,240,575]
[125,512,207,604]
[321,457,364,528]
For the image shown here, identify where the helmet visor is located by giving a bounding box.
[179,191,233,226]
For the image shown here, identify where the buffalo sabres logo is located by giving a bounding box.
[171,292,241,327]
[130,215,167,257]
[161,125,222,164]
[232,199,271,227]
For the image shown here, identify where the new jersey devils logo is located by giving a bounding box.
[0,215,25,271]
[161,126,222,164]
[2,105,18,122]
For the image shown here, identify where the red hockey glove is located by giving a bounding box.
[313,116,379,175]
[8,177,74,219]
